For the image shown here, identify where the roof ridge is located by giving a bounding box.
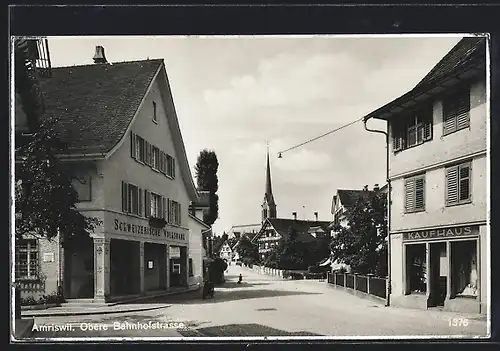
[52,58,163,70]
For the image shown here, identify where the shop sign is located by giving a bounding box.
[402,225,478,242]
[113,218,186,242]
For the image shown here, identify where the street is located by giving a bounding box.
[28,265,488,339]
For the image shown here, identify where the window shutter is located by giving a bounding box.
[415,177,425,210]
[138,188,143,217]
[456,91,470,130]
[423,112,433,141]
[169,199,173,223]
[392,122,403,152]
[178,202,181,225]
[459,163,471,201]
[130,132,136,159]
[162,197,167,219]
[145,190,151,217]
[172,158,176,178]
[122,182,128,212]
[446,166,459,205]
[443,99,457,135]
[405,178,415,213]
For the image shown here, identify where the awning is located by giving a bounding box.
[319,257,331,266]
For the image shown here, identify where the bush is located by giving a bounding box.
[20,292,65,306]
[289,271,305,280]
[308,265,326,273]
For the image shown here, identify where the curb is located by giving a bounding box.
[22,286,201,318]
[21,304,61,311]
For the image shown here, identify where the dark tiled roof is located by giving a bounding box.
[337,189,375,208]
[265,218,331,243]
[415,37,486,88]
[38,59,163,154]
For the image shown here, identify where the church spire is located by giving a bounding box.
[265,142,273,197]
[262,142,277,223]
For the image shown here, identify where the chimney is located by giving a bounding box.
[373,184,380,191]
[363,185,368,191]
[93,46,108,64]
[314,212,318,221]
[292,212,297,220]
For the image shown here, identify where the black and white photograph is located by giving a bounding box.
[11,33,490,341]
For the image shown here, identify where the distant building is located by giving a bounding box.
[364,37,487,314]
[253,217,331,262]
[219,242,233,262]
[227,224,261,239]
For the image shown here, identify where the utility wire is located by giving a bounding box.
[277,116,365,157]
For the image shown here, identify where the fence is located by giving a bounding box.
[327,272,387,302]
[250,265,285,278]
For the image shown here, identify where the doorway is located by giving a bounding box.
[428,242,447,307]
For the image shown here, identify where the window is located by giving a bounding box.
[122,182,142,216]
[152,146,160,170]
[443,87,470,135]
[152,101,157,123]
[166,154,176,178]
[168,200,182,225]
[15,239,39,279]
[446,161,472,206]
[189,258,194,277]
[149,192,166,219]
[392,107,433,152]
[405,174,425,213]
[72,175,91,202]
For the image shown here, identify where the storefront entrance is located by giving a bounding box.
[169,245,188,287]
[144,242,167,292]
[63,235,94,299]
[428,242,447,307]
[110,239,140,296]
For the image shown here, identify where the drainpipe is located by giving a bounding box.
[363,118,391,307]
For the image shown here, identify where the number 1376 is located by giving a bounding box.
[448,317,469,327]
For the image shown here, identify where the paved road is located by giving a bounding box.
[28,265,488,339]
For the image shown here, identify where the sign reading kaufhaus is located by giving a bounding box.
[111,217,187,242]
[402,225,478,242]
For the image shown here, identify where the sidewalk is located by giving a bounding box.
[22,285,200,318]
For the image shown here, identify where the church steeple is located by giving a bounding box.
[262,143,277,223]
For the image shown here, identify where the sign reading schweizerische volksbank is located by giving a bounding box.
[113,218,186,242]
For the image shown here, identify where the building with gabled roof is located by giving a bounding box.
[15,46,199,303]
[364,36,487,314]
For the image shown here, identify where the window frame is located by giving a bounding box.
[404,173,426,213]
[445,161,472,207]
[392,106,433,153]
[122,181,142,216]
[15,239,39,280]
[72,174,92,202]
[442,85,471,136]
[152,101,158,124]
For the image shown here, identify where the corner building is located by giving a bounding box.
[364,37,488,314]
[15,50,199,302]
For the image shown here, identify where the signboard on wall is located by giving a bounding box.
[170,246,181,258]
[401,225,479,242]
[43,253,55,262]
[108,213,188,244]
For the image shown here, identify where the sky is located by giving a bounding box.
[46,35,463,235]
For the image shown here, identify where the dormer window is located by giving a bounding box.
[152,101,157,123]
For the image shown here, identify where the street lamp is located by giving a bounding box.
[363,118,392,307]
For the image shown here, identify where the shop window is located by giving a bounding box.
[392,107,433,152]
[404,174,426,213]
[443,86,470,136]
[406,244,427,294]
[446,161,472,206]
[451,240,478,298]
[15,239,39,279]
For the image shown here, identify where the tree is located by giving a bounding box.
[212,232,228,257]
[278,227,307,270]
[194,149,219,226]
[330,190,387,276]
[15,116,101,244]
[236,235,259,264]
